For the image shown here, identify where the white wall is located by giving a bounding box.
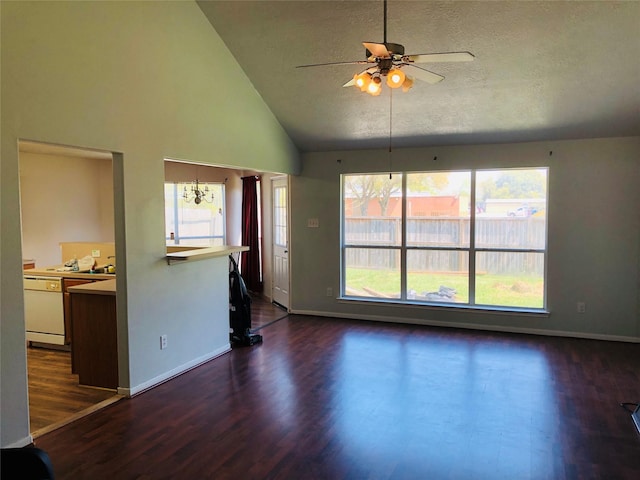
[1,1,299,447]
[19,152,114,267]
[291,137,640,341]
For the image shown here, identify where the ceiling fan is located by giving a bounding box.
[296,0,474,96]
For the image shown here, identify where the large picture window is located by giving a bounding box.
[341,168,548,310]
[165,182,226,246]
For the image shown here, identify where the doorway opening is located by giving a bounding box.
[271,176,290,310]
[18,140,122,437]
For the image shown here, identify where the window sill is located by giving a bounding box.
[337,296,550,317]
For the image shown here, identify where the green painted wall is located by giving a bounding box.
[1,1,299,447]
[291,137,640,340]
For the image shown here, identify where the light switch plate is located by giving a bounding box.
[307,218,319,228]
[91,249,101,258]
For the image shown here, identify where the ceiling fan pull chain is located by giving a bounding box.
[389,87,393,179]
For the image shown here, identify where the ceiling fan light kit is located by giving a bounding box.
[386,68,406,89]
[401,76,414,93]
[368,77,382,96]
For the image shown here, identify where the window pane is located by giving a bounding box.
[344,174,402,246]
[476,169,547,249]
[475,252,545,308]
[406,171,470,247]
[344,248,400,299]
[165,182,225,246]
[274,185,287,247]
[164,184,177,237]
[407,250,469,303]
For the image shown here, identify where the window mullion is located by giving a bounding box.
[468,171,477,305]
[340,176,346,297]
[400,173,407,301]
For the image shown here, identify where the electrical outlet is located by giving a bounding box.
[91,249,101,258]
[326,287,333,297]
[160,335,168,350]
[577,302,586,313]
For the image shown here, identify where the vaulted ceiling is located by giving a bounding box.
[198,0,640,153]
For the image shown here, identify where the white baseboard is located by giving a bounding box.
[290,308,640,343]
[5,434,33,448]
[118,344,231,397]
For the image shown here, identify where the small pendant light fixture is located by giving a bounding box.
[183,178,214,205]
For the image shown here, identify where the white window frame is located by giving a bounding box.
[340,168,549,313]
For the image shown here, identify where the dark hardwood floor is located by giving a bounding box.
[34,315,639,479]
[27,347,121,436]
[26,296,281,438]
[250,294,288,330]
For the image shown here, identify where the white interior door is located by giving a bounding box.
[272,177,289,309]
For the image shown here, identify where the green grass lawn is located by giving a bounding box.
[346,268,544,308]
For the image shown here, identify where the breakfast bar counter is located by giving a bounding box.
[166,245,248,265]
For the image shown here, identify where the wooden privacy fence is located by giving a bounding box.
[345,217,546,275]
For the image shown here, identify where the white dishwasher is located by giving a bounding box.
[24,276,65,346]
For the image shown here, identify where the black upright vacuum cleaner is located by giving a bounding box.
[229,254,262,347]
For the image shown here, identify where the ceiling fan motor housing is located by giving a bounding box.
[377,58,394,75]
[366,42,405,76]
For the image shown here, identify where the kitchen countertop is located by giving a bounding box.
[67,278,116,295]
[24,266,115,280]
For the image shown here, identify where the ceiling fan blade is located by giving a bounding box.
[296,60,370,68]
[405,65,444,84]
[406,51,475,64]
[363,42,391,58]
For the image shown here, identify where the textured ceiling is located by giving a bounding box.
[202,1,640,153]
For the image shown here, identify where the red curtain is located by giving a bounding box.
[241,176,263,293]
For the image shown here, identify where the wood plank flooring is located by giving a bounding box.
[26,296,282,437]
[250,295,288,330]
[27,347,121,436]
[34,316,640,479]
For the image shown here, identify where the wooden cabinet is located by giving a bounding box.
[64,279,98,343]
[70,290,118,390]
[64,280,95,339]
[63,278,97,372]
